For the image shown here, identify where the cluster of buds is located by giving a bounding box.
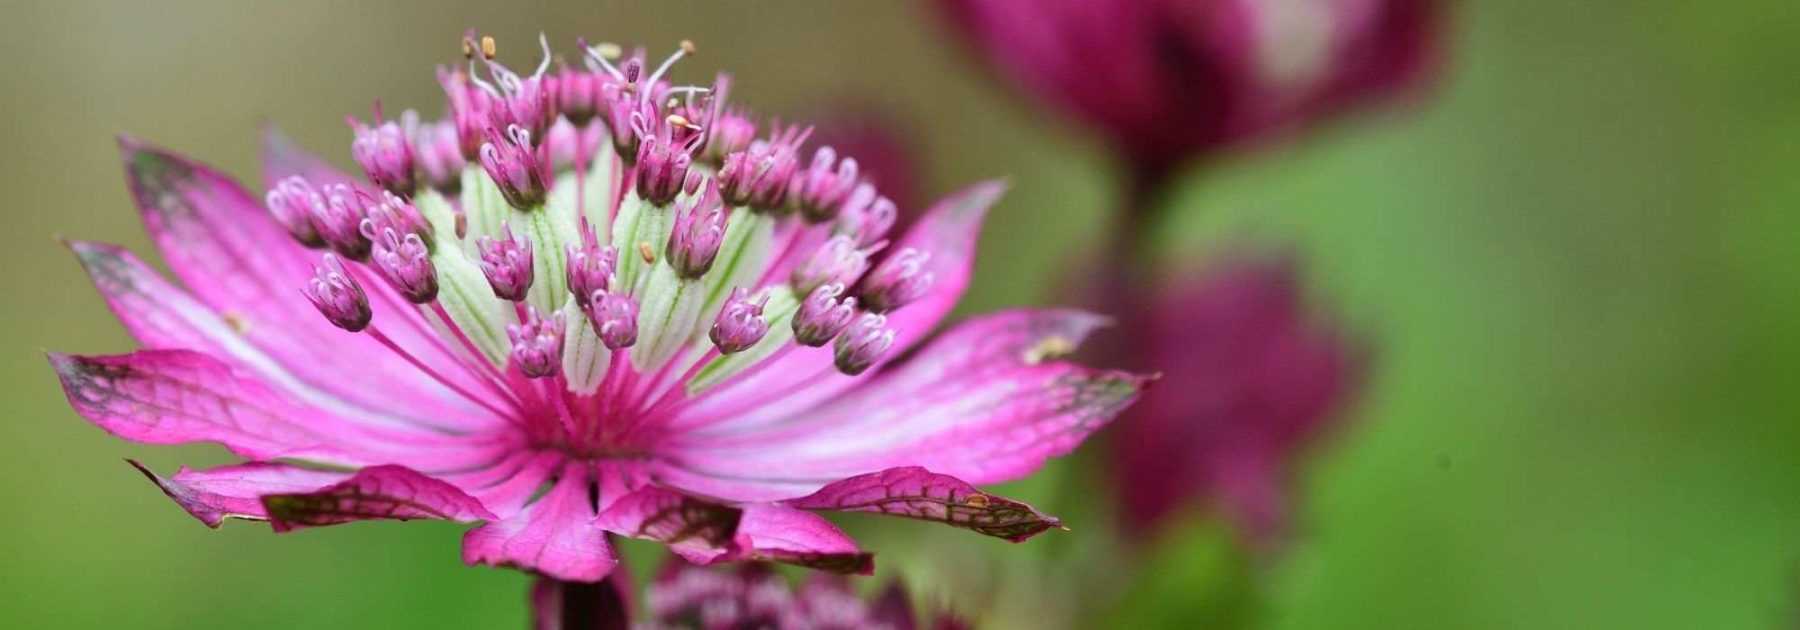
[791,235,875,296]
[564,220,617,308]
[404,110,466,195]
[264,177,327,248]
[709,288,770,354]
[477,225,534,302]
[718,124,809,212]
[858,247,934,313]
[586,290,639,350]
[793,283,857,347]
[349,115,417,198]
[267,31,937,403]
[633,111,702,206]
[478,124,548,209]
[302,254,371,332]
[507,307,566,378]
[789,146,860,222]
[363,193,435,289]
[666,182,728,278]
[832,182,898,248]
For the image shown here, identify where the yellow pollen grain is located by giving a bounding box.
[666,113,691,128]
[595,43,622,60]
[638,242,656,264]
[480,36,497,60]
[222,311,251,335]
[679,39,696,55]
[1022,335,1075,365]
[963,494,990,509]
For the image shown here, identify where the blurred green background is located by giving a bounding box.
[4,1,1799,628]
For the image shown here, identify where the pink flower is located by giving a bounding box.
[635,561,968,630]
[938,0,1443,177]
[51,35,1148,588]
[1112,254,1366,544]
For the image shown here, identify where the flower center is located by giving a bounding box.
[277,35,939,458]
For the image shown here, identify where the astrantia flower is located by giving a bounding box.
[938,0,1443,179]
[638,562,967,630]
[1112,254,1365,544]
[51,34,1148,588]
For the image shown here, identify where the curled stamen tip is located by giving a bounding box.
[506,307,565,379]
[587,291,640,350]
[480,35,497,59]
[710,287,770,354]
[793,283,858,347]
[833,313,894,376]
[304,253,372,332]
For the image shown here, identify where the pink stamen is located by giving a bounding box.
[366,327,517,419]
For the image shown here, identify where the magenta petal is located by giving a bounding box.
[787,467,1063,542]
[463,463,617,582]
[531,571,634,630]
[729,504,875,575]
[261,464,494,532]
[51,350,348,462]
[595,486,742,565]
[67,241,250,360]
[876,179,1007,345]
[46,347,476,469]
[667,309,1150,499]
[115,139,494,429]
[679,181,1008,428]
[449,450,565,520]
[129,460,349,527]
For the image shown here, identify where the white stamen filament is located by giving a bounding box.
[533,32,553,78]
[583,42,626,80]
[639,41,692,107]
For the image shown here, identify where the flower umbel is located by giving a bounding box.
[938,0,1444,177]
[1112,254,1365,544]
[52,33,1148,589]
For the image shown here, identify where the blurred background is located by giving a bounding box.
[4,1,1799,628]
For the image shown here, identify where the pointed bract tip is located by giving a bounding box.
[124,457,157,481]
[44,351,74,371]
[61,239,121,260]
